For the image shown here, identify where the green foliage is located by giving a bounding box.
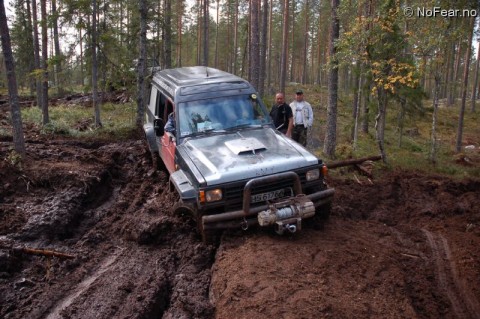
[21,102,137,139]
[4,148,23,170]
[279,82,480,179]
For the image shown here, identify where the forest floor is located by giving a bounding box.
[1,102,480,319]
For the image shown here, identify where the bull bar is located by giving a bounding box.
[202,171,335,231]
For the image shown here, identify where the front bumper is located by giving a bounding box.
[201,171,335,231]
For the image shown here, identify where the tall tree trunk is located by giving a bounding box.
[448,42,462,106]
[455,17,475,153]
[157,0,162,67]
[25,0,36,95]
[214,0,219,68]
[233,0,238,74]
[323,0,339,158]
[202,0,209,66]
[92,0,101,127]
[164,0,172,68]
[471,38,480,113]
[289,0,295,82]
[176,0,183,67]
[397,98,406,147]
[446,43,456,103]
[430,74,440,163]
[226,0,231,71]
[266,0,273,89]
[352,64,361,145]
[31,0,42,108]
[361,84,370,133]
[279,0,289,94]
[249,0,260,90]
[100,0,107,105]
[316,17,322,85]
[375,87,387,162]
[197,0,202,65]
[302,0,309,84]
[40,0,49,124]
[137,0,147,128]
[51,0,63,95]
[240,23,248,78]
[441,45,451,98]
[258,0,268,96]
[0,0,25,155]
[79,20,84,86]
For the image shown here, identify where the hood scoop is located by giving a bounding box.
[225,137,267,155]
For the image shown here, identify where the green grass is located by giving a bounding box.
[20,102,138,140]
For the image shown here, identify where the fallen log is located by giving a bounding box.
[0,242,75,260]
[11,247,75,259]
[326,155,382,169]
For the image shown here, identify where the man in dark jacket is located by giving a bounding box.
[269,93,293,138]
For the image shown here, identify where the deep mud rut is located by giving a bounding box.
[0,133,479,319]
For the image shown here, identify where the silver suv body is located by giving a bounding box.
[143,66,334,242]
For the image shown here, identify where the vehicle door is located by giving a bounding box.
[160,99,176,173]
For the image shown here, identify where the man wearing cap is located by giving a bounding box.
[290,90,313,146]
[269,93,293,137]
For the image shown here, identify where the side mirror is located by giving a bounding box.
[154,118,165,137]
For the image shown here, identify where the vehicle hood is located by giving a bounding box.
[178,128,318,185]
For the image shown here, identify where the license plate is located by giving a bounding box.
[251,189,285,203]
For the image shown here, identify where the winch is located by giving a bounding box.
[257,195,315,235]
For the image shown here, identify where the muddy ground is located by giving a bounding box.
[1,117,480,318]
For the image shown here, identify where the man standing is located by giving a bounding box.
[290,90,313,146]
[269,92,293,138]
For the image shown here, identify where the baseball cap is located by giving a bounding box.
[296,89,303,94]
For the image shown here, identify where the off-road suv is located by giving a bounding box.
[144,66,334,242]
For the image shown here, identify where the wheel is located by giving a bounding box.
[307,185,332,230]
[315,200,332,221]
[172,201,194,217]
[196,213,220,245]
[151,150,166,171]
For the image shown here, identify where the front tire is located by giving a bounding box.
[197,213,221,245]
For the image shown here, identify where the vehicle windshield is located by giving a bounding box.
[178,94,272,138]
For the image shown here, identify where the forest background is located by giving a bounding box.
[1,0,479,178]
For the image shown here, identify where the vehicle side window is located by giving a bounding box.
[166,100,174,119]
[156,93,165,119]
[147,83,152,105]
[148,87,157,116]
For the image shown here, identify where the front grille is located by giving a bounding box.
[221,171,308,211]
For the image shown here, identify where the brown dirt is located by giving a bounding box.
[1,124,479,318]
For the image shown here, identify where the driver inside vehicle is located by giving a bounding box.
[164,111,176,136]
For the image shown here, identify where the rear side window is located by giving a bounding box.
[149,87,171,120]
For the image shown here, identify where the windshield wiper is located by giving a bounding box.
[181,128,225,138]
[226,123,261,131]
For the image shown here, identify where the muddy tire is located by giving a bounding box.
[151,151,166,171]
[307,185,332,230]
[172,201,194,217]
[315,201,332,220]
[197,214,220,246]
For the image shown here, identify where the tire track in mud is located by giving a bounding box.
[423,229,480,319]
[44,248,125,319]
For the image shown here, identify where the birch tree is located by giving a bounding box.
[455,16,475,153]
